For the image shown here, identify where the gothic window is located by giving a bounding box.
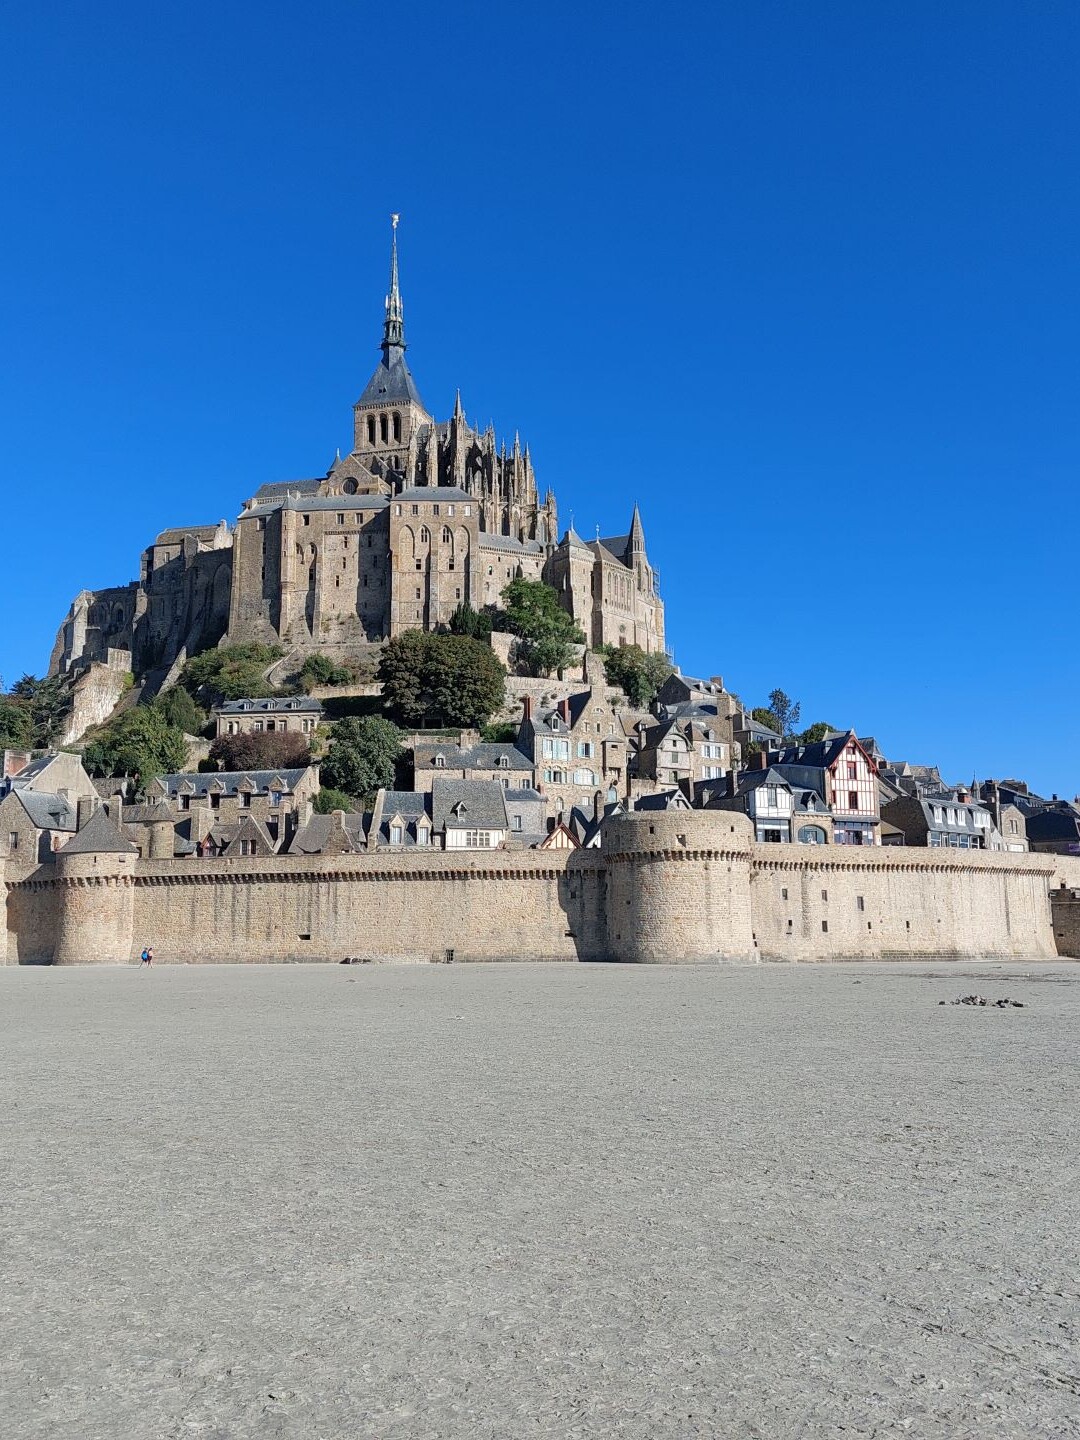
[367,417,376,444]
[392,412,402,442]
[343,478,358,495]
[380,415,389,444]
[442,526,451,544]
[420,527,429,544]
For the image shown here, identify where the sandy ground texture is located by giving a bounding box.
[2,961,1079,1440]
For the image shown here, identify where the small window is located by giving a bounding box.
[856,896,865,912]
[781,887,788,900]
[303,514,311,527]
[821,889,828,902]
[821,920,828,933]
[8,831,18,851]
[464,505,471,516]
[390,824,403,845]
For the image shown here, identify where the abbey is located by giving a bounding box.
[51,221,664,681]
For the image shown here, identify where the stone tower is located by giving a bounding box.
[53,808,138,966]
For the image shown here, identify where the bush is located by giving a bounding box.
[181,643,284,704]
[153,685,207,736]
[208,731,311,772]
[600,645,673,708]
[378,631,506,729]
[81,705,188,784]
[448,600,493,641]
[299,653,356,691]
[314,787,360,814]
[0,694,33,750]
[7,674,69,747]
[480,720,518,743]
[320,716,401,803]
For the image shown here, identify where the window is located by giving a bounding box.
[394,504,401,516]
[512,814,522,831]
[254,720,264,733]
[442,526,452,544]
[465,830,493,848]
[847,763,857,779]
[270,791,282,807]
[848,791,858,809]
[380,415,388,443]
[857,896,865,912]
[392,412,401,441]
[578,741,593,758]
[411,504,419,515]
[8,831,17,851]
[1009,819,1018,834]
[573,769,595,786]
[337,513,345,525]
[464,505,471,516]
[390,825,403,845]
[434,754,445,768]
[239,792,251,809]
[367,416,376,444]
[416,826,430,846]
[821,889,828,901]
[447,504,454,516]
[303,514,310,527]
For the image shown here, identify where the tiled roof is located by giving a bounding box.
[154,768,311,799]
[215,697,324,715]
[60,807,138,855]
[13,789,77,832]
[431,779,509,831]
[396,485,474,503]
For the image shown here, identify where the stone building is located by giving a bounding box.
[50,219,664,687]
[213,696,324,739]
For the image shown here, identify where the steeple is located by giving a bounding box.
[382,213,405,361]
[628,502,646,554]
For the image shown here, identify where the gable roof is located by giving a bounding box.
[8,789,77,832]
[154,768,311,799]
[431,779,509,831]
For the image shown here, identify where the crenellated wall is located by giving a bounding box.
[2,813,1070,965]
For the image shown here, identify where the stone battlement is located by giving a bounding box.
[3,812,1074,967]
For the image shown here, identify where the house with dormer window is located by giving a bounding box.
[213,696,324,739]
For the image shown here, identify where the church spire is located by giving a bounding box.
[628,502,646,553]
[382,213,405,358]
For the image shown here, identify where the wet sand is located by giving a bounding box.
[2,960,1078,1438]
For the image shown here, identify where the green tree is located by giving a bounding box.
[10,674,69,746]
[753,688,802,741]
[181,643,284,703]
[313,787,361,814]
[480,720,518,743]
[378,632,505,729]
[299,653,355,690]
[153,685,207,736]
[600,645,674,708]
[0,694,33,749]
[81,705,188,784]
[751,706,782,737]
[497,578,584,677]
[320,715,401,802]
[448,600,493,641]
[796,721,833,746]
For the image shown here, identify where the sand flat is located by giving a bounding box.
[1,960,1078,1439]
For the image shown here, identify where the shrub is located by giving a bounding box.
[208,731,311,772]
[319,716,401,803]
[378,632,505,729]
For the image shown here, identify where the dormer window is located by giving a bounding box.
[496,756,508,769]
[416,825,430,846]
[434,754,445,768]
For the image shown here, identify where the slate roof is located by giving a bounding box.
[11,789,77,832]
[253,478,323,501]
[380,790,434,847]
[8,755,57,785]
[154,768,310,798]
[281,495,388,513]
[431,779,509,831]
[154,526,220,546]
[288,811,368,855]
[415,741,533,773]
[633,790,692,811]
[396,485,474,504]
[60,807,138,855]
[478,533,545,555]
[357,354,425,408]
[216,697,324,715]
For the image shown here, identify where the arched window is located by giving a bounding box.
[366,416,376,444]
[798,825,827,845]
[442,526,452,544]
[392,412,402,441]
[420,527,429,544]
[379,414,389,444]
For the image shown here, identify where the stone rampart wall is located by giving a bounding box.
[749,845,1058,961]
[3,819,1071,965]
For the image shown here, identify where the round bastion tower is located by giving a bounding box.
[603,810,756,963]
[53,808,138,966]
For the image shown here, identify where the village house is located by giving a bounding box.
[0,751,98,871]
[213,695,324,739]
[149,766,320,848]
[411,739,536,792]
[881,788,997,850]
[516,692,629,818]
[763,731,880,846]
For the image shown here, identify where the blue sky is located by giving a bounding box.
[1,2,1077,795]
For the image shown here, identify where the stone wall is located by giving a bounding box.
[3,814,1071,966]
[749,845,1058,961]
[1050,886,1080,959]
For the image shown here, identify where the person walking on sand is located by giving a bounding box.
[140,946,154,967]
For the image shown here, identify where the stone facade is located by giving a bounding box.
[4,810,1067,967]
[49,221,665,694]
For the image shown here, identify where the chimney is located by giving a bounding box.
[558,698,571,724]
[522,696,533,722]
[76,795,96,831]
[593,791,603,822]
[104,798,122,824]
[753,750,769,771]
[728,769,739,799]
